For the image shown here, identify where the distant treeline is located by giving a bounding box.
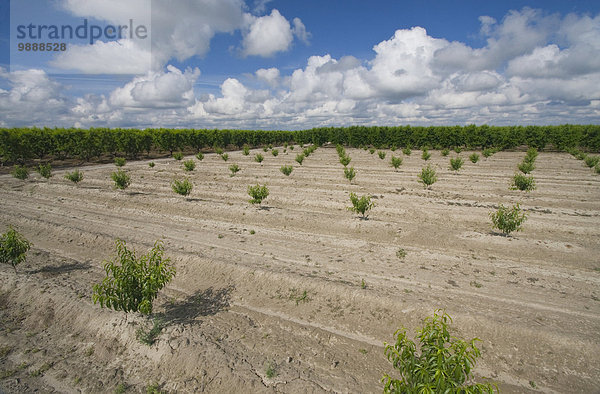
[1,125,598,164]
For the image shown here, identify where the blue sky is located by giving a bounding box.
[1,0,600,129]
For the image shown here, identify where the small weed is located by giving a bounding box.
[172,152,183,160]
[0,346,12,358]
[271,149,279,157]
[255,153,264,163]
[469,153,480,163]
[396,248,407,259]
[195,152,204,161]
[295,154,304,165]
[289,289,310,305]
[529,380,537,388]
[265,362,277,379]
[421,150,431,161]
[402,147,411,155]
[85,346,94,356]
[470,281,483,288]
[0,369,16,379]
[482,148,494,158]
[359,348,368,354]
[454,146,463,153]
[215,147,224,155]
[115,383,128,393]
[148,162,155,168]
[263,147,269,152]
[361,279,367,289]
[441,148,450,156]
[114,157,126,167]
[136,319,165,346]
[249,230,255,235]
[242,145,250,155]
[218,234,224,239]
[378,151,386,159]
[146,382,163,394]
[221,153,229,161]
[369,148,376,154]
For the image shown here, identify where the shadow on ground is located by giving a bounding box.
[159,285,235,326]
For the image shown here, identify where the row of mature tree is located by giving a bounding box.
[1,124,599,164]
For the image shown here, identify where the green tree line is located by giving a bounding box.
[1,125,598,164]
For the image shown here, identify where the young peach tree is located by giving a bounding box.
[92,240,176,315]
[0,227,32,273]
[383,310,496,393]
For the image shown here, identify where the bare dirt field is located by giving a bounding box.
[1,147,599,393]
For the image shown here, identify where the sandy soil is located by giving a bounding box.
[1,147,599,393]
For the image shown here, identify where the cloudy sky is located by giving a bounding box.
[1,0,600,129]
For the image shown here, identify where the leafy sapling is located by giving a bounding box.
[347,192,375,218]
[248,184,269,204]
[340,155,351,167]
[490,203,527,235]
[390,156,403,170]
[449,157,464,171]
[469,153,480,163]
[171,178,193,196]
[92,239,176,315]
[344,166,356,183]
[11,165,29,180]
[511,173,536,192]
[229,164,240,176]
[111,169,131,190]
[0,227,32,273]
[280,165,293,176]
[255,153,264,163]
[183,159,196,171]
[64,169,84,184]
[419,165,437,188]
[37,163,52,179]
[382,310,496,393]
